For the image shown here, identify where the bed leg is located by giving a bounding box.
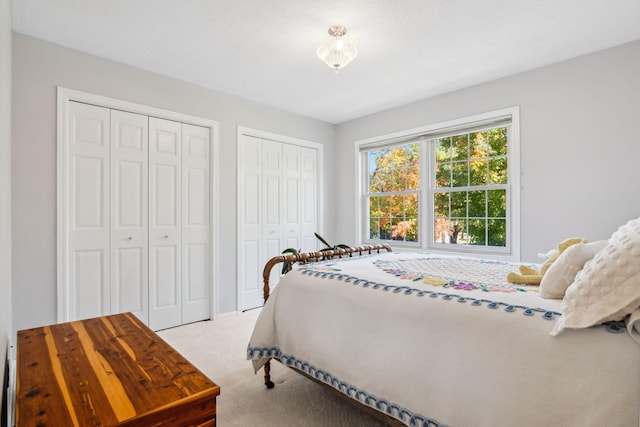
[264,360,275,389]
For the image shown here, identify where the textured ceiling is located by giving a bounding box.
[10,0,640,123]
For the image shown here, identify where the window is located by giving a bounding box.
[360,108,519,257]
[367,143,420,242]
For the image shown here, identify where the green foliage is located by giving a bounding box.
[314,232,350,252]
[280,247,300,275]
[280,233,350,275]
[433,127,508,247]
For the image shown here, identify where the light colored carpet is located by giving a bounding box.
[157,309,388,427]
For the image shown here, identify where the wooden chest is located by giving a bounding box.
[16,313,219,426]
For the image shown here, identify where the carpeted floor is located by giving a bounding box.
[157,309,388,426]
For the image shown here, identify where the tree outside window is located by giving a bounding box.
[432,127,508,247]
[366,144,420,242]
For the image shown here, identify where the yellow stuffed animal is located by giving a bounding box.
[506,237,587,285]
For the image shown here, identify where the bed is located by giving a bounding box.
[247,219,640,426]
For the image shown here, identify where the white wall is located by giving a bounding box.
[1,0,13,407]
[335,40,640,263]
[11,33,336,331]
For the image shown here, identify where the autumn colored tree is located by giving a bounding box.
[367,143,419,242]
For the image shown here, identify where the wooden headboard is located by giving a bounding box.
[261,244,392,303]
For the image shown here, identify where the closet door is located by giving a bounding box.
[238,134,320,311]
[67,102,111,321]
[261,140,283,294]
[238,135,263,311]
[282,144,301,251]
[181,124,210,324]
[110,110,149,324]
[149,117,182,330]
[300,147,318,252]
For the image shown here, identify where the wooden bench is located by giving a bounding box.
[16,312,219,426]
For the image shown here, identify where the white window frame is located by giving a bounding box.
[355,107,520,261]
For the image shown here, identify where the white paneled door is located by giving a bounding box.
[238,133,319,311]
[181,124,210,324]
[282,144,301,252]
[148,117,182,331]
[261,140,283,299]
[61,98,212,331]
[67,102,111,321]
[238,135,263,311]
[110,110,149,324]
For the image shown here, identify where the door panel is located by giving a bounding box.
[283,144,300,240]
[242,239,260,294]
[68,102,110,321]
[185,243,206,300]
[115,247,144,313]
[154,245,178,307]
[238,135,264,311]
[154,165,178,226]
[186,168,206,225]
[263,174,281,227]
[149,117,182,330]
[110,110,148,324]
[301,147,318,252]
[182,124,210,323]
[261,141,283,301]
[73,250,106,320]
[73,156,105,228]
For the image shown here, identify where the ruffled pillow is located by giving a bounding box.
[540,240,607,299]
[551,217,640,336]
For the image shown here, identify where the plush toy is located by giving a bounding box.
[506,237,587,285]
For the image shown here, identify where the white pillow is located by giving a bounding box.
[551,217,640,336]
[540,240,607,299]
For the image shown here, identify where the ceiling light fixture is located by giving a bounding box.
[317,25,358,72]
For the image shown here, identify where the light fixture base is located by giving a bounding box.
[327,25,348,38]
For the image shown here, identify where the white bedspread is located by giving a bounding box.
[247,252,640,427]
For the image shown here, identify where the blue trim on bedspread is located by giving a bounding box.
[247,346,445,427]
[298,268,628,333]
[300,268,561,320]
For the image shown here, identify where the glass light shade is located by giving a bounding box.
[317,26,357,72]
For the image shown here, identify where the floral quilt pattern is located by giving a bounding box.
[375,256,539,293]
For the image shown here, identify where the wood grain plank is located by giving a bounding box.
[70,321,137,421]
[49,321,120,426]
[16,328,76,426]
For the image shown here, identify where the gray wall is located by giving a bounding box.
[1,0,12,403]
[335,40,640,263]
[11,33,336,331]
